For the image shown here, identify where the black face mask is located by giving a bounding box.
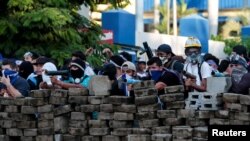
[70,69,84,79]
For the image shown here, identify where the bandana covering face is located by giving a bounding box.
[2,69,19,84]
[150,70,162,82]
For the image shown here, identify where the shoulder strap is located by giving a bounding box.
[170,60,177,70]
[198,61,203,81]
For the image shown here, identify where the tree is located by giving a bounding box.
[155,0,197,34]
[0,0,129,67]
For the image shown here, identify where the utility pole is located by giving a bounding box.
[208,0,219,37]
[167,0,170,34]
[136,0,144,32]
[173,0,177,36]
[154,0,160,33]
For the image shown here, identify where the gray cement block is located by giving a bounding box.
[88,76,111,96]
[134,88,158,97]
[111,128,133,136]
[139,119,159,128]
[108,96,133,105]
[164,85,184,94]
[30,89,51,98]
[100,104,114,113]
[132,80,155,90]
[0,135,9,141]
[98,112,114,120]
[223,93,239,103]
[23,129,37,136]
[240,95,250,105]
[137,104,159,112]
[195,111,214,119]
[6,128,23,136]
[207,77,231,93]
[38,120,54,128]
[54,116,68,134]
[68,88,88,96]
[157,110,176,118]
[165,101,185,109]
[71,112,86,120]
[234,112,250,121]
[114,105,136,113]
[38,113,54,120]
[209,118,229,125]
[102,135,120,141]
[54,105,72,116]
[21,106,37,114]
[68,96,88,104]
[49,97,67,105]
[135,95,158,106]
[151,134,172,141]
[5,106,18,113]
[214,110,229,119]
[177,109,195,118]
[38,127,54,135]
[38,105,54,113]
[163,118,185,126]
[152,126,171,134]
[51,89,68,97]
[68,128,88,136]
[127,135,151,141]
[136,112,156,120]
[109,120,133,128]
[88,120,107,128]
[172,126,193,139]
[160,93,184,103]
[69,120,88,128]
[36,135,53,141]
[80,105,99,113]
[16,121,36,129]
[89,128,109,136]
[193,127,208,138]
[88,96,106,105]
[186,118,208,126]
[81,136,100,141]
[114,112,134,121]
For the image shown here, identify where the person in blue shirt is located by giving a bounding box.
[50,58,91,89]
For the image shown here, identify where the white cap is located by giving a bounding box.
[121,61,136,71]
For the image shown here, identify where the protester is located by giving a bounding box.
[1,59,30,97]
[156,44,184,73]
[183,37,212,92]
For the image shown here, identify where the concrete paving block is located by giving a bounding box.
[109,120,133,128]
[20,136,36,141]
[68,88,88,96]
[71,112,86,120]
[209,118,229,125]
[38,105,54,113]
[38,127,54,135]
[68,127,88,136]
[30,89,51,98]
[0,135,9,141]
[0,120,16,128]
[234,112,250,121]
[36,135,53,141]
[186,118,208,127]
[132,80,155,90]
[4,106,18,113]
[51,89,68,97]
[163,118,185,126]
[135,111,157,120]
[81,136,100,141]
[89,128,109,136]
[38,120,54,128]
[23,129,37,136]
[16,121,36,129]
[21,106,37,114]
[139,119,159,128]
[54,116,68,134]
[137,104,159,112]
[98,112,114,120]
[111,128,133,136]
[88,96,107,105]
[160,93,184,103]
[114,112,134,121]
[157,110,176,118]
[152,126,171,134]
[108,96,133,105]
[134,88,158,97]
[127,135,151,141]
[89,76,111,96]
[6,128,23,136]
[114,105,136,113]
[151,134,172,141]
[195,111,214,119]
[68,96,88,104]
[172,126,193,139]
[177,109,195,118]
[135,95,158,106]
[192,137,208,141]
[207,77,231,93]
[165,101,185,109]
[214,110,229,119]
[132,128,151,134]
[69,120,88,128]
[100,104,114,112]
[102,135,120,141]
[222,93,240,103]
[164,85,184,94]
[54,105,72,116]
[80,105,99,113]
[193,127,208,138]
[240,95,250,105]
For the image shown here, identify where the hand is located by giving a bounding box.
[155,82,167,90]
[50,76,59,85]
[185,78,195,87]
[1,75,11,87]
[85,48,94,56]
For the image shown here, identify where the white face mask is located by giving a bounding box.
[159,57,168,64]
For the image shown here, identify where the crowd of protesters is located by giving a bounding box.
[0,37,250,99]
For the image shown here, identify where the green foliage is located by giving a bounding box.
[0,0,124,67]
[211,35,250,55]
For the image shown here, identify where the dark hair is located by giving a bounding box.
[30,51,39,60]
[72,51,86,61]
[110,55,125,67]
[218,59,230,73]
[233,45,249,62]
[102,63,117,80]
[203,53,219,66]
[147,57,162,67]
[120,51,132,62]
[19,61,34,79]
[2,59,17,70]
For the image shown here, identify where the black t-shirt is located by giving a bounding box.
[13,77,30,97]
[157,69,182,86]
[231,72,250,95]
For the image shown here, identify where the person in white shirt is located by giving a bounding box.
[183,37,212,92]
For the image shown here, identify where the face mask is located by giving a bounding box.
[159,57,168,64]
[2,69,19,84]
[187,53,202,64]
[150,70,162,82]
[70,69,84,80]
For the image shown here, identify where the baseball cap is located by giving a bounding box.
[121,61,136,71]
[157,44,175,56]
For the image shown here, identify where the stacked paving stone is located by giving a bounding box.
[1,81,250,141]
[220,93,250,125]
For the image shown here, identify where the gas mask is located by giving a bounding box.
[149,70,162,82]
[186,53,202,64]
[70,69,84,84]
